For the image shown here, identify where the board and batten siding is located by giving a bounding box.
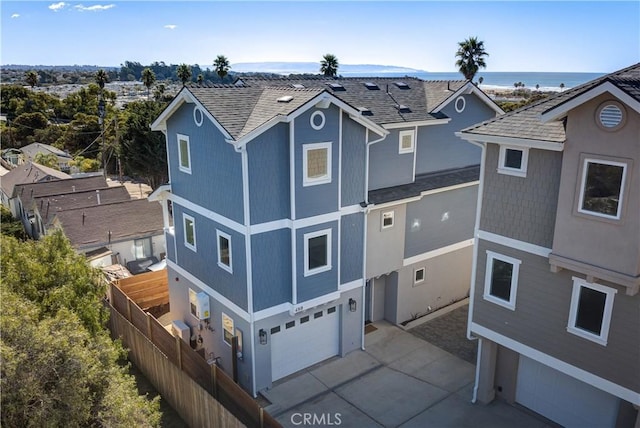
[172,203,248,309]
[294,105,340,219]
[368,128,415,191]
[480,145,562,248]
[166,103,244,224]
[251,228,292,311]
[415,94,489,175]
[247,123,290,225]
[472,239,640,394]
[341,113,367,207]
[295,221,339,302]
[404,185,477,258]
[340,213,364,284]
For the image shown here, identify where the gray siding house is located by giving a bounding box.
[150,77,501,396]
[458,64,640,428]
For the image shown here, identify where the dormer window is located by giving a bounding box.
[497,146,528,177]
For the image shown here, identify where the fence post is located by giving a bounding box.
[211,364,218,399]
[146,312,153,341]
[259,407,264,428]
[175,335,183,370]
[126,297,132,322]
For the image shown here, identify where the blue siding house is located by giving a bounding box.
[151,77,502,395]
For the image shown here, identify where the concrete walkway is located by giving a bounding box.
[261,319,554,428]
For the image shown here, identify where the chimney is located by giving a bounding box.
[96,189,101,205]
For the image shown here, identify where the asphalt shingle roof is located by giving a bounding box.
[0,162,70,197]
[53,198,164,249]
[14,175,109,212]
[461,63,640,142]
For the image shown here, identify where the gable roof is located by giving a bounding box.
[33,185,131,225]
[151,84,388,145]
[1,161,70,197]
[52,198,164,249]
[14,175,109,211]
[459,63,640,144]
[20,143,72,160]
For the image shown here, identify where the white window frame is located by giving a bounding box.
[216,230,233,273]
[188,288,198,319]
[577,158,627,220]
[222,312,234,346]
[381,210,395,230]
[567,277,616,346]
[497,145,528,177]
[302,142,332,186]
[183,213,196,252]
[398,130,415,154]
[303,228,332,277]
[483,251,521,310]
[133,237,152,259]
[177,134,192,174]
[414,267,426,285]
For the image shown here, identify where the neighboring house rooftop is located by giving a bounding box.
[1,161,70,197]
[33,185,131,225]
[52,198,164,249]
[20,142,72,160]
[368,165,480,205]
[460,63,640,143]
[13,175,109,210]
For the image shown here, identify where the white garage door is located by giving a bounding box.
[516,355,620,428]
[271,306,340,381]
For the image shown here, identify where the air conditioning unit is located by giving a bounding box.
[171,320,190,343]
[194,292,210,320]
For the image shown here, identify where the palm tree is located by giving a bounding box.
[320,54,339,77]
[213,55,230,81]
[154,83,166,102]
[455,37,488,81]
[560,83,565,92]
[25,70,38,88]
[95,69,108,91]
[197,74,204,85]
[141,68,156,100]
[176,64,192,86]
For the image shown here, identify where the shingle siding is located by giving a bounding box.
[472,239,640,394]
[479,145,561,248]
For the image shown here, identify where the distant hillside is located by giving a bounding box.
[2,65,119,71]
[231,62,427,75]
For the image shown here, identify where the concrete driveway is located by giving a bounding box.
[260,314,555,428]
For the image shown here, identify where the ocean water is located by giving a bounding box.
[341,71,605,92]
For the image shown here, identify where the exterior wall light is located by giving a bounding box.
[349,298,357,312]
[259,329,267,345]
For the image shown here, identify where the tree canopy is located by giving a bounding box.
[213,55,231,81]
[455,37,488,81]
[142,68,157,99]
[320,54,339,77]
[0,231,162,426]
[176,64,192,86]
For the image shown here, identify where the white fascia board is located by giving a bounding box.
[470,322,640,405]
[148,184,171,202]
[150,89,234,142]
[433,82,505,115]
[540,82,640,123]
[383,119,450,129]
[455,131,564,152]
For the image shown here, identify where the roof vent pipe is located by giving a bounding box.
[82,212,86,225]
[72,186,76,192]
[96,189,101,205]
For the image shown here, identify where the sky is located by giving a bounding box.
[1,1,639,73]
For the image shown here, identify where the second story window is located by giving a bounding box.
[398,130,415,154]
[178,134,191,174]
[304,229,332,276]
[303,142,332,186]
[183,214,196,252]
[567,278,616,346]
[483,251,521,310]
[498,145,528,177]
[216,230,232,273]
[578,158,627,220]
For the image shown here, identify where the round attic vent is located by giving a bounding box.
[455,96,466,113]
[193,106,204,127]
[597,102,624,130]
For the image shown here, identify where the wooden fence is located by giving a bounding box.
[107,283,280,428]
[115,269,169,310]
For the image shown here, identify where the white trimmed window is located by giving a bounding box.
[381,210,394,229]
[183,213,196,251]
[497,146,528,177]
[567,277,616,346]
[483,251,521,310]
[303,142,331,186]
[178,134,191,174]
[133,237,152,259]
[414,267,426,285]
[303,228,332,276]
[578,158,627,220]
[398,130,415,154]
[222,312,234,346]
[216,230,232,273]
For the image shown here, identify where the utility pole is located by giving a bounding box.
[98,96,106,177]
